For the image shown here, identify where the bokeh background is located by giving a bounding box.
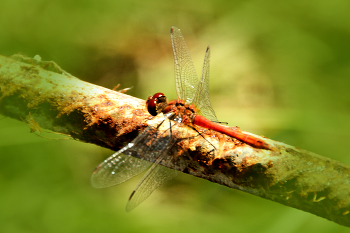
[1,0,350,232]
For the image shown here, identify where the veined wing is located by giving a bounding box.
[192,46,218,122]
[125,114,183,211]
[91,113,174,189]
[91,148,152,188]
[92,112,181,210]
[171,26,199,104]
[126,145,179,212]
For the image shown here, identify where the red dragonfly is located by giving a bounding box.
[91,26,273,211]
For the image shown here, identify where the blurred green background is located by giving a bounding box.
[1,0,350,232]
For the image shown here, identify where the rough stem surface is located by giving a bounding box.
[0,54,349,227]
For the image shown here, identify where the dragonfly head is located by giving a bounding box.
[146,92,168,116]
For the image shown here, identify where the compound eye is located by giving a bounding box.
[152,92,165,99]
[146,98,158,116]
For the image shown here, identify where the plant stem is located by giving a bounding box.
[0,54,349,227]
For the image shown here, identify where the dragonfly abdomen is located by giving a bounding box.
[193,115,272,150]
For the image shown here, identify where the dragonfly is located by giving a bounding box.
[91,26,273,212]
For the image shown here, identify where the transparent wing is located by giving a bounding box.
[171,26,199,104]
[126,116,182,211]
[91,148,152,188]
[126,163,179,212]
[192,46,218,122]
[91,113,175,189]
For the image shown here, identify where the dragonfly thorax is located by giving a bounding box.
[164,99,197,124]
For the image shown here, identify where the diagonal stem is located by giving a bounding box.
[0,54,349,227]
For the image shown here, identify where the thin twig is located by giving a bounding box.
[0,54,349,227]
